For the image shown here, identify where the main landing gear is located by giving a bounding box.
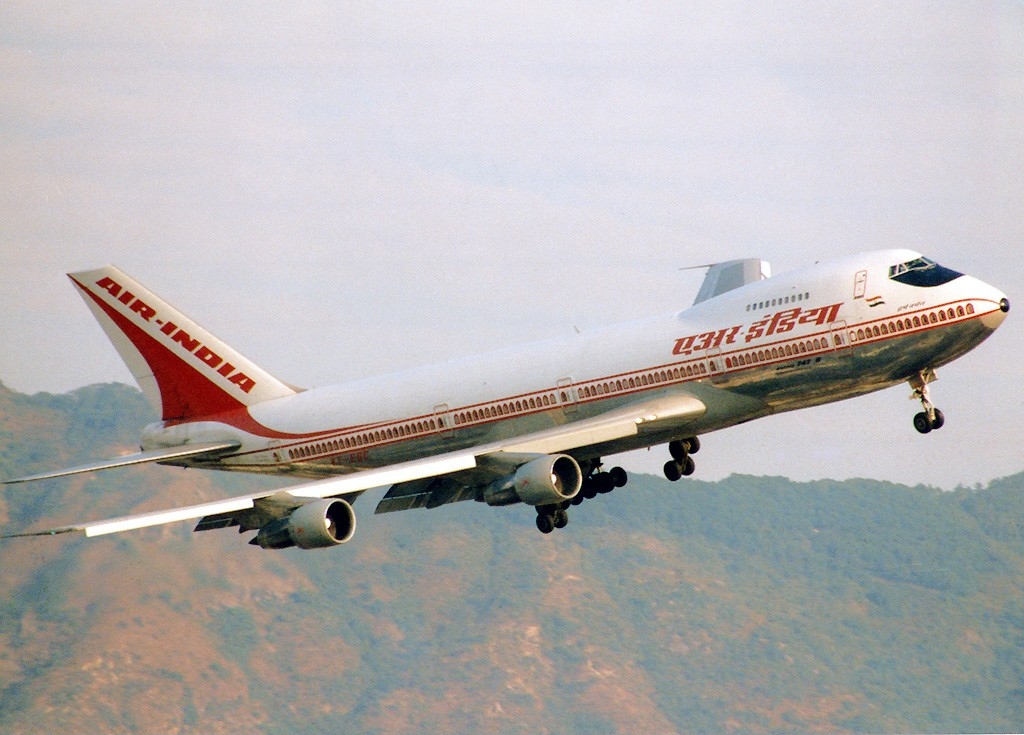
[910,369,945,434]
[664,436,700,481]
[534,439,702,533]
[535,461,628,534]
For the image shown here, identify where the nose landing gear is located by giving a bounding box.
[910,369,945,434]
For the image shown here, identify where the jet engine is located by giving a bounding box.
[482,454,582,507]
[252,498,356,550]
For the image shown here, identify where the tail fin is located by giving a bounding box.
[69,266,298,422]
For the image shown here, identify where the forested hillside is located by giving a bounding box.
[0,381,1022,734]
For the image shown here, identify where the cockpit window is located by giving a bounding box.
[888,257,963,287]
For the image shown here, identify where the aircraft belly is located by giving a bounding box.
[729,319,995,414]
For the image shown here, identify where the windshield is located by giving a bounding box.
[888,257,963,287]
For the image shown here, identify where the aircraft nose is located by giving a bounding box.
[980,288,1010,330]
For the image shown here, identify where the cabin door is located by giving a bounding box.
[557,377,579,414]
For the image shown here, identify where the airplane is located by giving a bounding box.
[1,250,1009,547]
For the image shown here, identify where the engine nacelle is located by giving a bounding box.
[252,498,356,550]
[482,455,582,507]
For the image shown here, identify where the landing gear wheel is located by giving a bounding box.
[664,460,683,482]
[553,509,569,529]
[670,437,700,460]
[595,473,616,494]
[909,369,944,435]
[681,456,696,476]
[536,513,555,534]
[609,466,628,488]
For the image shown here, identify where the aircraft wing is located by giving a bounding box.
[3,452,479,539]
[2,392,705,540]
[375,392,706,513]
[496,392,705,455]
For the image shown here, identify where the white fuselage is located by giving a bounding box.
[145,249,1008,478]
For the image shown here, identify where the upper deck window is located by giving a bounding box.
[888,257,962,287]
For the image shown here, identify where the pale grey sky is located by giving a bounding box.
[2,2,1022,488]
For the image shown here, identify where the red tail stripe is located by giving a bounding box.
[72,276,247,422]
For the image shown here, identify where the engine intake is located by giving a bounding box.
[483,454,582,507]
[252,498,356,550]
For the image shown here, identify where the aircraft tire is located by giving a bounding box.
[664,460,682,482]
[686,436,701,454]
[932,408,945,430]
[669,440,688,462]
[609,466,628,488]
[681,456,696,476]
[536,513,555,534]
[553,509,568,529]
[913,412,932,434]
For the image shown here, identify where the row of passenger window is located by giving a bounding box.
[850,304,973,343]
[578,363,708,400]
[724,337,835,369]
[453,393,558,426]
[454,360,715,425]
[746,292,812,312]
[288,417,440,460]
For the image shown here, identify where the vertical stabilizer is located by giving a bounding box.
[69,267,298,422]
[693,259,770,305]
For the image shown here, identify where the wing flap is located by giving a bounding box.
[2,441,242,485]
[374,475,478,514]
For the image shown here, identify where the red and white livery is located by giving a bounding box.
[3,251,1009,545]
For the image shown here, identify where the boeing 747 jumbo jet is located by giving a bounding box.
[2,251,1009,546]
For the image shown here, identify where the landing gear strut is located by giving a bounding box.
[536,460,628,533]
[664,437,700,481]
[910,369,945,434]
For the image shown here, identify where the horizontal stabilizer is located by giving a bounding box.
[2,441,241,485]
